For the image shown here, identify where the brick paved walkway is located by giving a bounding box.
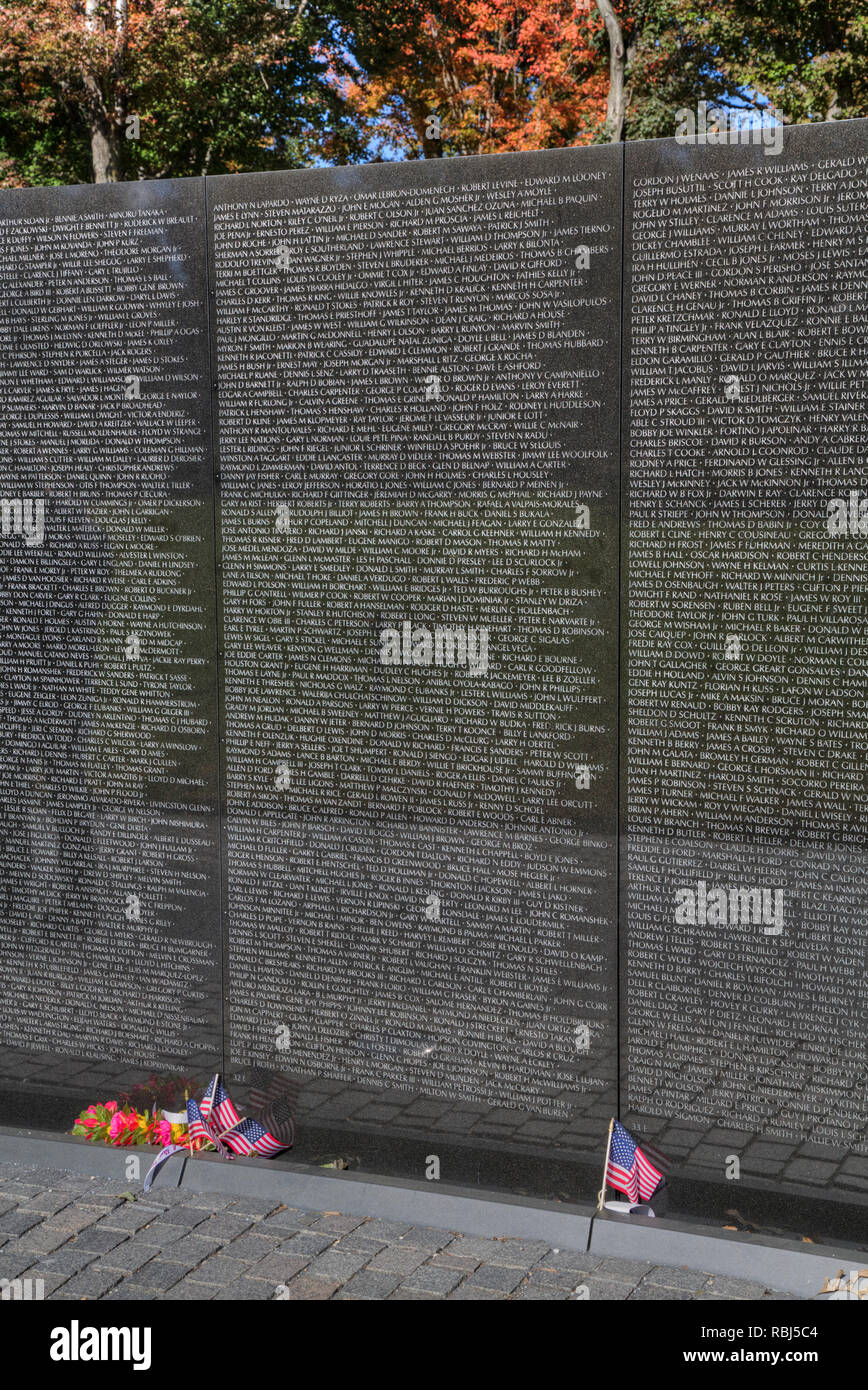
[0,1162,800,1301]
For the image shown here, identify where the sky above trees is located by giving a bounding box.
[0,1,866,186]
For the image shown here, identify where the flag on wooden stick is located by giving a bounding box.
[143,1073,293,1191]
[605,1120,665,1203]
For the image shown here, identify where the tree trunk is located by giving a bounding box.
[595,0,627,142]
[84,0,124,182]
[90,119,121,182]
[411,105,443,159]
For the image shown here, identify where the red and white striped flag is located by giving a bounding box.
[606,1121,665,1203]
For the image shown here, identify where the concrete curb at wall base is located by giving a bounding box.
[590,1210,865,1299]
[2,1128,864,1298]
[0,1126,593,1250]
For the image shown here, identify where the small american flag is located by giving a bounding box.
[248,1067,302,1114]
[637,1136,671,1180]
[247,1069,301,1146]
[221,1115,290,1157]
[606,1121,664,1203]
[257,1093,296,1148]
[200,1075,240,1133]
[186,1096,220,1151]
[192,1074,292,1157]
[145,1074,291,1190]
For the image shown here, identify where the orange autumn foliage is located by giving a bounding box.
[321,1,617,159]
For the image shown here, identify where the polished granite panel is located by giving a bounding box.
[0,177,222,1118]
[207,146,622,1196]
[622,120,868,1209]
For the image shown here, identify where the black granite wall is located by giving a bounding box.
[0,122,864,1237]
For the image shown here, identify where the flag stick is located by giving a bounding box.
[597,1117,615,1212]
[214,1118,246,1141]
[204,1074,248,1142]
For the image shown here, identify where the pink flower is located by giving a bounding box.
[157,1121,172,1147]
[104,1101,118,1114]
[108,1113,125,1141]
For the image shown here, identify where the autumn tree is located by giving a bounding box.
[320,1,614,159]
[327,2,868,157]
[0,0,358,186]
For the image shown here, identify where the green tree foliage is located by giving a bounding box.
[622,1,729,141]
[0,0,361,185]
[1,0,867,186]
[624,1,868,141]
[705,0,868,123]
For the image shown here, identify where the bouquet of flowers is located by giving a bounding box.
[71,1100,213,1151]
